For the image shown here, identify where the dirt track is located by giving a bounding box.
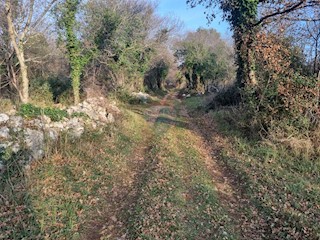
[83,92,265,239]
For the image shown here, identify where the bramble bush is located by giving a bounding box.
[245,32,319,131]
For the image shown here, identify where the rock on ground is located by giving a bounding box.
[132,92,151,102]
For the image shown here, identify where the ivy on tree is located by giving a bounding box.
[56,0,91,104]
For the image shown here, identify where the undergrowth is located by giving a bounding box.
[0,98,15,113]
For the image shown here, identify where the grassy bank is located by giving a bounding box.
[185,96,320,239]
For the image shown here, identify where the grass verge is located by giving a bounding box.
[184,95,320,239]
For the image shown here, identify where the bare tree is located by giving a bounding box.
[4,0,58,103]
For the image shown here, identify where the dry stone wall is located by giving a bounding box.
[0,97,120,173]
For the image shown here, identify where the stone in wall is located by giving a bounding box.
[24,128,45,161]
[0,113,9,124]
[0,127,10,139]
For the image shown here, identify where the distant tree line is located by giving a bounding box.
[174,28,235,93]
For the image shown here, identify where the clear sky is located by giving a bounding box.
[155,0,231,37]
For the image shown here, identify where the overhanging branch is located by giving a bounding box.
[254,1,306,26]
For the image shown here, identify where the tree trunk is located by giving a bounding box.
[9,59,24,101]
[5,1,29,103]
[157,73,163,90]
[189,69,193,89]
[314,39,318,75]
[235,30,257,89]
[195,74,202,93]
[247,46,257,86]
[18,44,29,103]
[72,71,80,105]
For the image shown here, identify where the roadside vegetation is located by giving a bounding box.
[185,95,320,239]
[1,0,320,239]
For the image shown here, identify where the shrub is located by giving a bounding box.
[236,70,320,159]
[243,73,319,132]
[206,85,241,110]
[240,32,320,137]
[18,104,42,119]
[114,88,138,104]
[43,108,68,122]
[57,88,74,106]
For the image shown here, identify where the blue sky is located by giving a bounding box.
[155,0,231,37]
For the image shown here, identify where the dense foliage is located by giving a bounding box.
[82,0,177,93]
[187,0,320,134]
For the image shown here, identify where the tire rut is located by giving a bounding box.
[183,105,268,239]
[84,92,266,239]
[82,93,175,240]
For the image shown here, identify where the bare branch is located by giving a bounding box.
[31,0,59,30]
[255,1,307,26]
[21,0,35,40]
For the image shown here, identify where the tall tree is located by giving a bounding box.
[4,0,58,103]
[187,0,320,88]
